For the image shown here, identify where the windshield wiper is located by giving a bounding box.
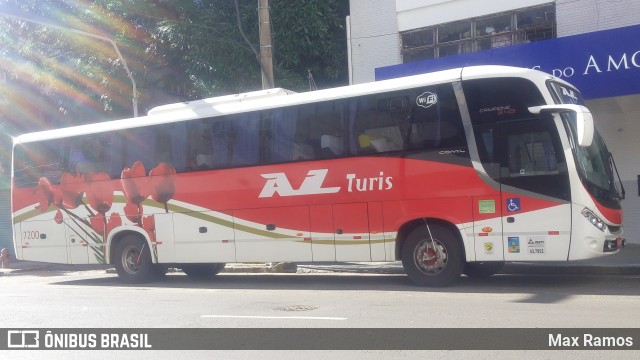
[609,152,625,200]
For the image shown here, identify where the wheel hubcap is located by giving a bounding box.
[122,246,142,274]
[414,238,448,275]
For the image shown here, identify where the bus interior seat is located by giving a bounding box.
[293,142,315,160]
[320,135,343,157]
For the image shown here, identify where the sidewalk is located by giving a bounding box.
[2,244,639,276]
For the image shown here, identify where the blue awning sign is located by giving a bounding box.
[376,25,640,100]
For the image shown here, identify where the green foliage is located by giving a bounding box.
[271,0,348,88]
[0,0,349,131]
[148,0,349,95]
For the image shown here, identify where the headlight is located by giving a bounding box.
[581,209,605,232]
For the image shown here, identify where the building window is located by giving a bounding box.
[401,3,555,63]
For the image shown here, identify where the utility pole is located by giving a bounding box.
[258,0,274,89]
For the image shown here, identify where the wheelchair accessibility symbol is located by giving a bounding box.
[507,198,520,212]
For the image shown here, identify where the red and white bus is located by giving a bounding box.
[11,66,625,286]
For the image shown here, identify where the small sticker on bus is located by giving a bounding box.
[508,237,520,253]
[416,92,438,108]
[506,198,520,212]
[484,242,494,254]
[527,237,546,254]
[478,200,496,214]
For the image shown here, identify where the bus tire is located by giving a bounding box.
[463,262,504,278]
[401,224,463,287]
[114,236,156,284]
[181,263,226,279]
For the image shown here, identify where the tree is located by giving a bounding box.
[0,0,350,174]
[149,0,349,96]
[0,0,158,131]
[0,0,349,131]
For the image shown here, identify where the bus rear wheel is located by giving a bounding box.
[114,236,156,284]
[401,223,463,287]
[181,263,226,279]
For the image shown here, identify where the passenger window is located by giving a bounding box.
[407,84,466,151]
[349,95,407,155]
[123,127,156,173]
[155,123,188,173]
[121,124,187,175]
[191,113,261,170]
[265,101,345,164]
[188,121,214,170]
[13,140,65,188]
[216,113,260,168]
[69,134,121,179]
[348,84,465,155]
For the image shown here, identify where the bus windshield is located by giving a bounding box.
[550,82,622,206]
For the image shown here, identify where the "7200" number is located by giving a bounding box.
[23,231,40,240]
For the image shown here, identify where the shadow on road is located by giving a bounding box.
[46,272,640,303]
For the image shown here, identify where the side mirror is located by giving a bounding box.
[529,104,594,147]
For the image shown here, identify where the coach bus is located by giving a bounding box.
[11,66,625,286]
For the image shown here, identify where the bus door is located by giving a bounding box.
[172,210,235,263]
[234,206,312,262]
[19,217,68,263]
[309,205,336,261]
[496,117,572,261]
[333,203,371,261]
[66,218,89,264]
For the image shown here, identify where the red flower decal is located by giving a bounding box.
[142,215,156,243]
[35,177,62,211]
[106,212,122,235]
[86,173,113,214]
[149,163,176,204]
[124,201,142,224]
[60,172,85,209]
[121,161,149,204]
[54,209,63,224]
[90,214,105,235]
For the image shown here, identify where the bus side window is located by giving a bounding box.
[188,122,214,170]
[408,84,465,151]
[349,93,408,155]
[268,108,300,163]
[153,123,187,172]
[124,128,155,173]
[266,101,345,164]
[208,113,260,169]
[231,113,260,166]
[13,140,64,188]
[69,135,120,178]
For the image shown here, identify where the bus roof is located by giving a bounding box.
[146,88,297,116]
[13,65,556,145]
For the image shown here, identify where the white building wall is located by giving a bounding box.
[397,0,553,31]
[349,0,640,244]
[348,0,400,84]
[557,0,640,36]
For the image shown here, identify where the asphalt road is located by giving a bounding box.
[1,269,640,359]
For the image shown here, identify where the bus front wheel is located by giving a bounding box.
[113,236,156,284]
[401,224,463,287]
